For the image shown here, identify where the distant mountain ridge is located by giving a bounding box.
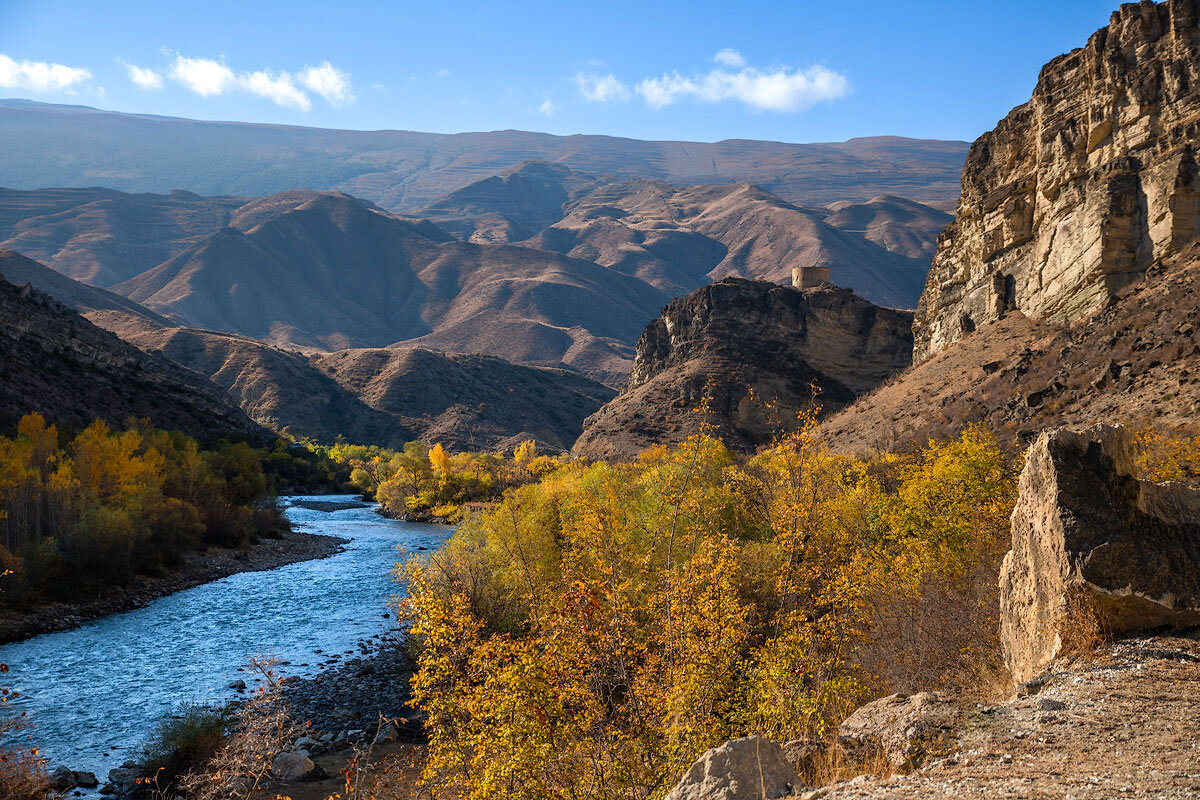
[0,99,969,212]
[420,162,950,307]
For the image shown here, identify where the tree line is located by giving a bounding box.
[0,413,338,605]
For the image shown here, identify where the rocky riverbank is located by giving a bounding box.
[0,528,347,644]
[282,631,422,749]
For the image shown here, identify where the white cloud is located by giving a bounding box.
[637,64,849,112]
[713,48,746,68]
[164,54,355,111]
[241,69,310,110]
[121,61,164,90]
[0,54,91,93]
[436,68,450,78]
[169,55,234,96]
[575,72,631,103]
[299,61,354,106]
[538,99,557,116]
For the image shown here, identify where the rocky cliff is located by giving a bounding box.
[573,279,913,460]
[914,0,1200,361]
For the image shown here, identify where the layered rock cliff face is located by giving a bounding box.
[573,279,913,460]
[914,0,1200,361]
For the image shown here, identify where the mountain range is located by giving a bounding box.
[0,166,951,382]
[0,99,969,212]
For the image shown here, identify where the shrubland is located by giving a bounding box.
[331,439,562,522]
[399,415,1019,799]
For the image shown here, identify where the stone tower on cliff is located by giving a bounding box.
[792,265,831,289]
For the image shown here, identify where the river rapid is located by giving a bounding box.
[0,496,448,782]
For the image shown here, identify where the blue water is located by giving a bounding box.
[0,496,448,780]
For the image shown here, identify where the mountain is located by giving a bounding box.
[3,247,614,450]
[0,187,246,286]
[419,162,950,307]
[573,279,913,460]
[0,247,171,331]
[0,272,261,440]
[524,178,950,307]
[124,327,614,451]
[913,0,1200,361]
[0,100,969,212]
[105,190,665,382]
[823,0,1200,452]
[419,161,602,243]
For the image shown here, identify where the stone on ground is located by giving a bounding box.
[665,735,802,800]
[836,692,957,771]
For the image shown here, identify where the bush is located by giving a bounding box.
[400,422,1021,799]
[139,703,229,790]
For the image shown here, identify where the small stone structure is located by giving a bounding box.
[791,265,831,289]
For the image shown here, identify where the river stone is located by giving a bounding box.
[1000,424,1200,683]
[665,736,802,800]
[272,751,318,782]
[73,771,99,788]
[228,679,246,690]
[51,766,78,791]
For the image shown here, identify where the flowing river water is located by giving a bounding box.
[0,496,448,783]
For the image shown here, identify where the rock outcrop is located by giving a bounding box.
[665,736,803,800]
[1000,423,1200,683]
[574,279,913,460]
[914,0,1200,361]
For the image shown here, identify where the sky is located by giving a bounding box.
[0,0,1121,144]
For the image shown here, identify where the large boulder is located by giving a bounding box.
[272,751,319,782]
[836,692,957,771]
[665,736,802,800]
[1000,423,1200,683]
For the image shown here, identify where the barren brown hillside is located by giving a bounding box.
[821,246,1200,454]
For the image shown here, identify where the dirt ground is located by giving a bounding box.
[807,634,1200,799]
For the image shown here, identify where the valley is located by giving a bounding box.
[3,2,1200,800]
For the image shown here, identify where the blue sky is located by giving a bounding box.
[1,0,1119,143]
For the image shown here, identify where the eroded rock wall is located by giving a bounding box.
[1000,423,1200,684]
[915,0,1200,360]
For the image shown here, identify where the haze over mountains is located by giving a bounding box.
[0,99,969,212]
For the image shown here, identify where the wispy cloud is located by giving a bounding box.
[300,61,353,106]
[575,72,631,103]
[713,48,746,68]
[638,64,848,112]
[538,98,557,116]
[120,60,164,90]
[157,54,352,111]
[0,54,91,93]
[578,51,849,113]
[241,69,310,110]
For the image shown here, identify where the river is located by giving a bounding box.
[0,495,448,782]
